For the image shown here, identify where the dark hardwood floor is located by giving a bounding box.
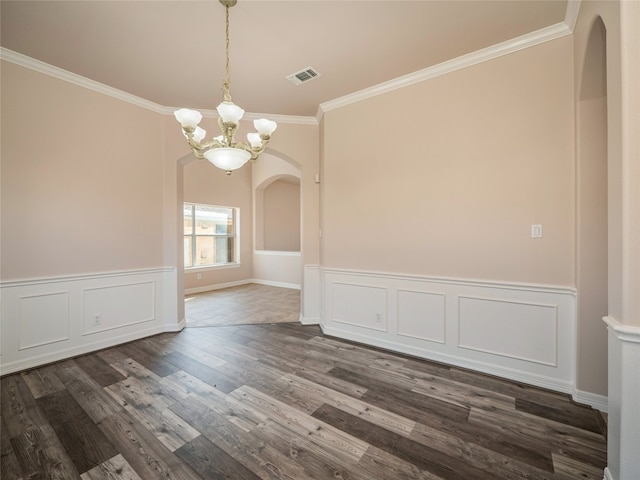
[1,323,607,479]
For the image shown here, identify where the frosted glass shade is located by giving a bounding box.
[192,126,207,143]
[254,118,277,136]
[216,101,245,124]
[247,132,262,149]
[174,108,202,129]
[204,147,251,172]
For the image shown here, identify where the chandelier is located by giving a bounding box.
[174,0,277,175]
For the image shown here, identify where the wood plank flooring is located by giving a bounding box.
[1,323,607,479]
[185,284,300,327]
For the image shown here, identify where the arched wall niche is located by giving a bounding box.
[253,153,302,252]
[576,15,609,397]
[252,151,303,288]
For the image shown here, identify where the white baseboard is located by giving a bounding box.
[300,313,320,326]
[166,318,187,333]
[573,388,608,412]
[184,279,252,296]
[184,279,300,296]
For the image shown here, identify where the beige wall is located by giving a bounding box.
[1,61,165,280]
[263,179,301,252]
[321,36,575,286]
[265,123,320,264]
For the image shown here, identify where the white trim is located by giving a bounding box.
[0,267,174,288]
[0,47,317,126]
[603,467,613,480]
[299,313,320,326]
[0,325,165,376]
[1,268,180,375]
[322,267,581,402]
[603,315,640,343]
[183,278,300,296]
[166,318,187,333]
[252,279,300,290]
[320,322,574,394]
[190,107,317,125]
[322,267,576,296]
[184,279,252,296]
[573,389,608,412]
[564,1,582,33]
[0,47,168,114]
[254,250,301,257]
[317,22,572,116]
[185,263,242,273]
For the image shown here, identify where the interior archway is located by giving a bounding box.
[576,16,608,395]
[252,153,303,289]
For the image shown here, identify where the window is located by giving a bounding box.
[184,203,238,268]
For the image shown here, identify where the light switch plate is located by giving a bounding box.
[531,224,543,238]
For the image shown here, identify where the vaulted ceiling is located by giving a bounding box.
[1,1,569,117]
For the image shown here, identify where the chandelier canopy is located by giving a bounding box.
[174,0,277,174]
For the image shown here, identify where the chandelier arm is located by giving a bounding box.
[191,149,206,160]
[235,139,271,161]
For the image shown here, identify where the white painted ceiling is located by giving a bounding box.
[1,1,569,117]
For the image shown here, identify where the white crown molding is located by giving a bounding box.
[4,12,577,126]
[564,1,582,33]
[318,21,572,116]
[0,47,169,114]
[0,47,317,126]
[189,107,317,125]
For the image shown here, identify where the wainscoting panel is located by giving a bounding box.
[1,268,179,375]
[83,281,155,335]
[19,291,70,350]
[323,269,577,396]
[332,282,387,332]
[301,264,321,325]
[397,289,446,343]
[458,296,558,366]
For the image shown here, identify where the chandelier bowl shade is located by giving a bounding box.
[204,147,251,172]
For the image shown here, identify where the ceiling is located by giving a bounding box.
[1,1,569,117]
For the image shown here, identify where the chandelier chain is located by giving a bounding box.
[223,3,231,102]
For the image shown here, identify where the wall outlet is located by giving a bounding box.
[376,313,382,323]
[92,314,102,326]
[197,273,202,280]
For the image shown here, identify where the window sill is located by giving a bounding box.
[184,263,241,273]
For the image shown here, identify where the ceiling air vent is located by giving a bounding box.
[287,66,321,86]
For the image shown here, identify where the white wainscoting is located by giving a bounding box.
[252,250,301,289]
[301,265,321,325]
[322,268,577,395]
[603,316,640,480]
[0,267,180,375]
